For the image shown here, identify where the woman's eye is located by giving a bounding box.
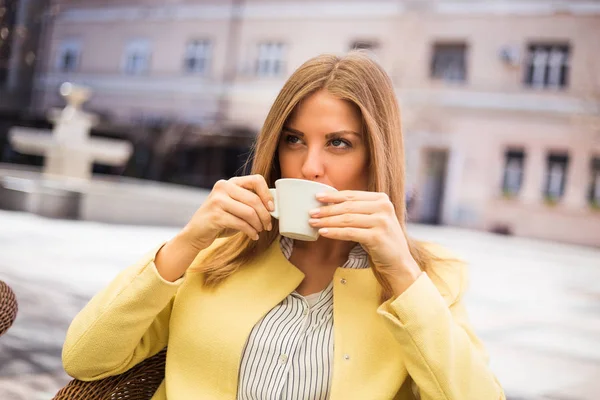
[285,135,301,144]
[330,138,350,148]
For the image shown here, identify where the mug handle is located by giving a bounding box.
[269,188,279,219]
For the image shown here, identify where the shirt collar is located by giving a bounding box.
[279,236,369,269]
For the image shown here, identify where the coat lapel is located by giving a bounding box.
[329,265,409,399]
[173,238,304,396]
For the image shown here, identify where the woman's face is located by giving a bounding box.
[277,89,369,191]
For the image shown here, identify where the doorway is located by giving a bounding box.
[419,149,448,225]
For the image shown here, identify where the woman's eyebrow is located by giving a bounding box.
[324,130,362,140]
[282,127,304,136]
[282,126,361,139]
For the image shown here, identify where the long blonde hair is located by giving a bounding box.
[196,51,438,301]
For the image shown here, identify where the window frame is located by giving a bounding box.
[502,149,526,197]
[349,40,379,52]
[589,157,600,206]
[430,42,468,83]
[56,38,82,73]
[183,39,212,75]
[256,41,286,78]
[123,39,152,75]
[524,43,570,89]
[543,152,570,201]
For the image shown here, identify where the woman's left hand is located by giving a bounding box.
[308,190,422,295]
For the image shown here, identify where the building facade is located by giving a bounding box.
[34,0,600,246]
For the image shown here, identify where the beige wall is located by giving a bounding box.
[394,14,600,94]
[35,0,600,246]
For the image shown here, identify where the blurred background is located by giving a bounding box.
[0,0,599,399]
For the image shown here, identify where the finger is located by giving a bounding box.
[317,227,372,245]
[220,196,264,234]
[226,181,272,231]
[309,200,380,218]
[218,212,260,240]
[315,190,384,204]
[309,213,376,229]
[231,175,275,212]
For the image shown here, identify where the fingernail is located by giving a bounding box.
[316,193,326,199]
[309,208,320,216]
[268,200,275,211]
[267,223,272,231]
[319,228,329,234]
[254,234,260,240]
[309,218,318,225]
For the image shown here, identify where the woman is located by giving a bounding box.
[62,52,505,399]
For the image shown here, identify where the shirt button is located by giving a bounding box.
[344,354,350,360]
[340,278,347,285]
[279,354,288,364]
[302,308,309,316]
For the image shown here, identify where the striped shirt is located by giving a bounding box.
[237,236,369,400]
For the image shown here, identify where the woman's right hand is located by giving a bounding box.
[155,175,274,282]
[181,174,275,251]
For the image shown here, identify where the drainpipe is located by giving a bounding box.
[216,0,244,125]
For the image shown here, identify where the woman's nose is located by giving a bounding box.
[301,148,325,180]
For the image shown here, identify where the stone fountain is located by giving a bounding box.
[0,83,209,225]
[0,83,133,219]
[9,83,132,180]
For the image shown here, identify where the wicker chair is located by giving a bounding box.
[53,348,167,400]
[1,279,166,399]
[0,280,18,337]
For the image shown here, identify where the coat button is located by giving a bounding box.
[344,354,350,360]
[340,278,347,285]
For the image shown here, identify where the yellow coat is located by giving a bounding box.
[63,237,505,399]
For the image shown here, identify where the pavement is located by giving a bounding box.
[0,209,599,399]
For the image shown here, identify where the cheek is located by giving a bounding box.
[277,147,299,173]
[327,153,369,189]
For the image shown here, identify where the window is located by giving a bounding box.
[350,40,379,52]
[589,157,600,206]
[524,44,570,89]
[256,42,285,77]
[57,39,82,73]
[544,152,570,201]
[184,39,212,74]
[430,43,467,83]
[123,39,151,75]
[502,149,525,196]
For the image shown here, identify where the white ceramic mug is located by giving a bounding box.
[269,178,337,241]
